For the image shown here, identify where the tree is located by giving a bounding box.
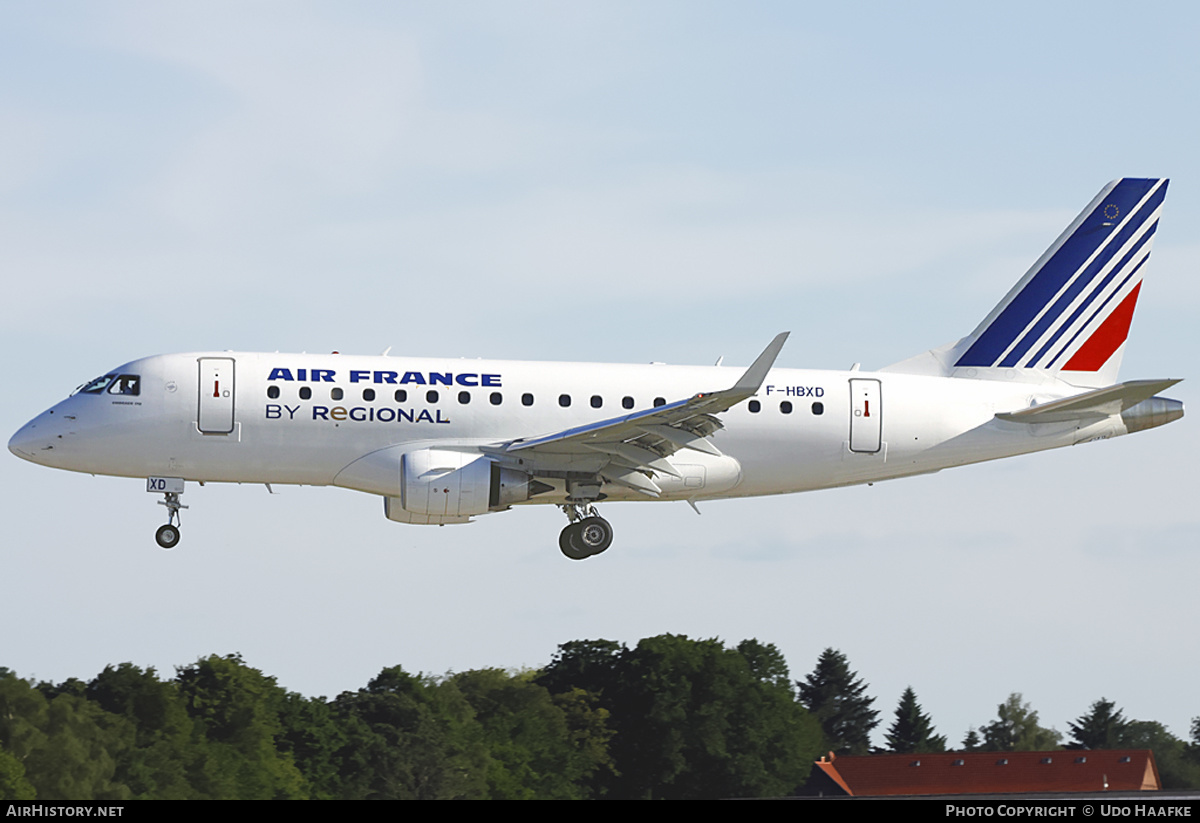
[979,693,1061,752]
[1067,698,1127,749]
[276,692,347,800]
[0,670,131,801]
[450,668,610,799]
[884,687,947,753]
[0,745,35,800]
[331,666,489,800]
[539,635,822,799]
[174,654,307,799]
[1190,716,1200,766]
[1118,720,1200,790]
[86,663,199,799]
[797,648,879,756]
[960,727,982,752]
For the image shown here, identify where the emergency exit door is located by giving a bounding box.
[849,378,881,453]
[198,357,236,433]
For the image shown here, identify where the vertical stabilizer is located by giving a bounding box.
[884,179,1168,388]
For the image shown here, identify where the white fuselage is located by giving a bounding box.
[9,351,1131,508]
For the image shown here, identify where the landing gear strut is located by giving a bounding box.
[155,491,187,550]
[558,503,613,560]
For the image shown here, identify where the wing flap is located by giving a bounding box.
[600,465,663,497]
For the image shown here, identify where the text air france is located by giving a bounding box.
[268,368,501,387]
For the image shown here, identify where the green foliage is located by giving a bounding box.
[979,693,1062,752]
[277,692,346,800]
[0,670,131,800]
[1068,697,1127,750]
[331,666,489,799]
[1190,717,1200,765]
[0,745,35,800]
[450,668,610,799]
[174,654,307,799]
[86,663,197,799]
[539,634,821,799]
[884,687,947,754]
[552,686,616,790]
[1118,720,1200,790]
[9,643,1194,799]
[797,648,880,756]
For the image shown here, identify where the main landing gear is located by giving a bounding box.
[558,503,614,560]
[155,490,187,550]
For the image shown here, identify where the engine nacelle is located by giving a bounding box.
[384,449,549,524]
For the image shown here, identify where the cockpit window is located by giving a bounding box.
[108,375,140,396]
[76,374,117,395]
[73,373,140,396]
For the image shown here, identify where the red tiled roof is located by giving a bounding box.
[813,750,1160,796]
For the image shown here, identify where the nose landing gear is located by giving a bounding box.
[559,504,613,560]
[148,477,188,550]
[155,491,187,549]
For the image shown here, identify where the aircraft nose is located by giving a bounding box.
[9,420,41,461]
[8,411,63,465]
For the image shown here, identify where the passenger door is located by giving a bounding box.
[198,357,236,434]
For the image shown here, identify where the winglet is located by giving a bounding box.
[733,332,789,395]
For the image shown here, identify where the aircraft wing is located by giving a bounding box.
[995,379,1182,424]
[483,333,789,495]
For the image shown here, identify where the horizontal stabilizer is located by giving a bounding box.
[996,379,1181,424]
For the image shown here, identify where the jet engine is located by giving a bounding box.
[384,449,552,525]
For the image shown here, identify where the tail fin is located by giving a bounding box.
[885,178,1168,388]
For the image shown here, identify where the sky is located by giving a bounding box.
[3,1,1199,750]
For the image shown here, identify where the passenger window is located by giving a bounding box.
[522,393,534,407]
[363,388,375,401]
[331,387,344,401]
[395,389,407,403]
[748,400,761,413]
[812,402,824,415]
[300,387,312,400]
[559,394,571,408]
[780,401,792,414]
[426,390,439,403]
[622,396,634,409]
[490,392,502,406]
[590,395,602,409]
[267,386,280,399]
[458,391,471,405]
[653,397,665,407]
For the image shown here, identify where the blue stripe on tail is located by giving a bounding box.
[955,179,1164,369]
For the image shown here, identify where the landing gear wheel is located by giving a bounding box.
[557,502,614,560]
[559,524,590,560]
[575,516,613,555]
[155,523,181,550]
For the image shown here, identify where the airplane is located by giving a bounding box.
[8,178,1184,559]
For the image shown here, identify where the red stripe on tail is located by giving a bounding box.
[1063,282,1142,372]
